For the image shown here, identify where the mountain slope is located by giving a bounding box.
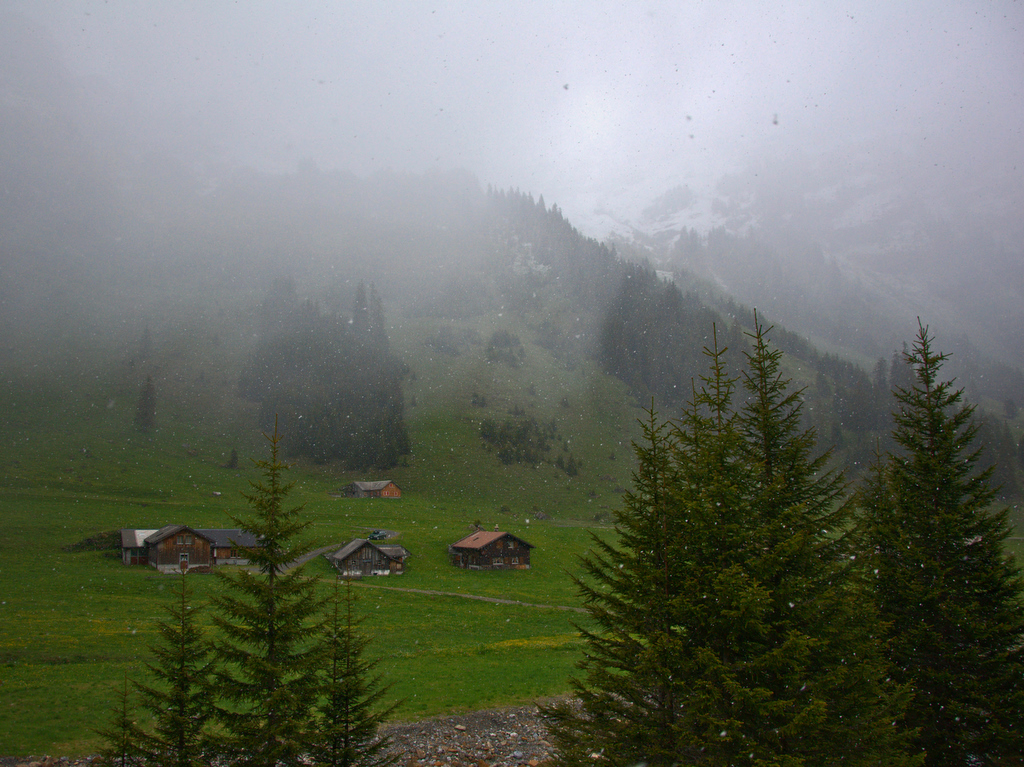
[597,145,1024,375]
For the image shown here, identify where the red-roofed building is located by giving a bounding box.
[448,528,534,570]
[342,480,402,498]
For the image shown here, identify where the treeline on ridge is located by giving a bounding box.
[596,261,1024,495]
[6,134,1022,500]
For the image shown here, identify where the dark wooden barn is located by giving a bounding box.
[342,480,402,498]
[202,529,260,566]
[327,539,410,576]
[140,525,215,573]
[120,527,259,571]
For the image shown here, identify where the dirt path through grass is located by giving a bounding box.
[301,545,586,612]
[350,581,587,613]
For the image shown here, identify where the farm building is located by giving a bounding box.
[341,480,402,498]
[120,526,259,572]
[327,539,410,576]
[202,528,260,565]
[448,529,534,570]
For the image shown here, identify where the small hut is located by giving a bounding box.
[328,539,410,576]
[342,480,402,498]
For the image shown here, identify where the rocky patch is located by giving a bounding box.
[383,704,555,766]
[2,704,558,767]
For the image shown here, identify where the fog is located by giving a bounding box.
[9,1,1022,231]
[3,1,1024,374]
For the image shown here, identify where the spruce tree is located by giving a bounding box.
[547,326,917,766]
[859,322,1024,765]
[650,330,768,766]
[366,284,389,351]
[736,317,916,764]
[311,580,399,767]
[135,375,156,433]
[547,333,765,766]
[95,671,146,767]
[212,421,325,767]
[543,405,685,765]
[351,282,369,339]
[133,568,214,767]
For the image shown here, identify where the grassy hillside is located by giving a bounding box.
[4,299,1023,756]
[2,98,1021,753]
[394,311,641,512]
[0,302,647,756]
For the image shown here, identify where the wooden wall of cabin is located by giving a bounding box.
[150,537,212,569]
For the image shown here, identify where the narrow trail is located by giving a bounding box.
[234,544,340,574]
[305,544,587,613]
[292,543,341,567]
[348,580,587,613]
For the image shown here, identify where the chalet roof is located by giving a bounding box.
[449,530,534,551]
[121,528,158,548]
[331,538,370,561]
[197,529,259,548]
[376,544,411,560]
[329,539,410,562]
[349,480,398,491]
[121,527,257,548]
[143,525,215,545]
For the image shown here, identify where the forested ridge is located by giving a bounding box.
[5,158,1023,492]
[237,279,409,469]
[596,257,1024,498]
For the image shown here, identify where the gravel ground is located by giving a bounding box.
[382,703,557,766]
[2,704,560,767]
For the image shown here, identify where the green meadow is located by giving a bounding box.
[0,456,608,756]
[0,310,645,756]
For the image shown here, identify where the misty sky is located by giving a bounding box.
[9,0,1024,231]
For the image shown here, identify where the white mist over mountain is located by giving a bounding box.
[6,1,1024,364]
[11,1,1022,237]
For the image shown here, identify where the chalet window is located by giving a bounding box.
[362,548,372,560]
[493,557,503,565]
[512,557,519,564]
[176,534,193,545]
[507,540,515,549]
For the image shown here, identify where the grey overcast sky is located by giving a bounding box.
[10,0,1024,229]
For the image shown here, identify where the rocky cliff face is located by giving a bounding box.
[591,144,1024,369]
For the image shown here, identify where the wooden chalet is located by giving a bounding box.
[120,526,259,572]
[448,529,534,570]
[342,480,402,498]
[327,539,410,576]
